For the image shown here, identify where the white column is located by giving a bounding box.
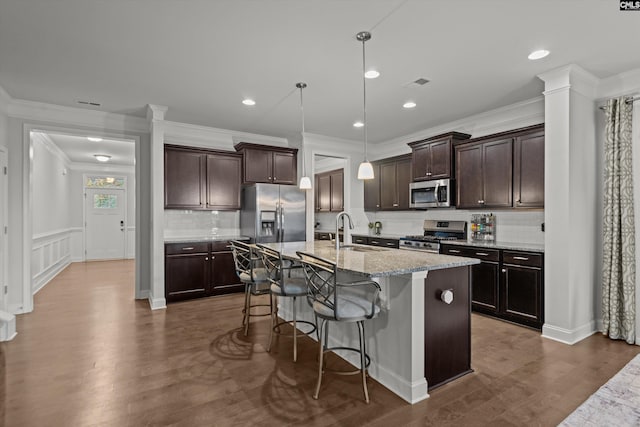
[147,104,168,310]
[538,65,599,344]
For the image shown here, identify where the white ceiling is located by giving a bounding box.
[46,132,135,166]
[1,1,639,145]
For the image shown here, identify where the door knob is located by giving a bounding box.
[440,289,454,304]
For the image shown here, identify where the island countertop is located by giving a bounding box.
[261,240,479,277]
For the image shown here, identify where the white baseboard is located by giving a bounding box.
[148,296,166,310]
[136,289,150,300]
[32,257,71,294]
[9,303,28,315]
[0,310,17,341]
[542,320,597,345]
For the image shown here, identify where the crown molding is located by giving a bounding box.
[304,132,364,155]
[147,104,168,121]
[8,99,149,134]
[538,64,599,99]
[67,161,135,173]
[164,120,288,150]
[0,84,10,116]
[597,67,640,100]
[31,132,71,166]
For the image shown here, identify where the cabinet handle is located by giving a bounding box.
[376,204,380,208]
[393,203,399,207]
[502,269,506,273]
[370,240,380,244]
[211,256,215,260]
[449,249,461,253]
[516,199,521,203]
[475,252,490,256]
[205,257,208,261]
[478,200,485,204]
[386,242,395,246]
[182,247,194,250]
[513,256,529,261]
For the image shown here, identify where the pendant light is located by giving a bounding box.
[356,31,374,180]
[296,82,312,190]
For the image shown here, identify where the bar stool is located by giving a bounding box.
[255,244,316,362]
[296,251,381,403]
[229,240,270,336]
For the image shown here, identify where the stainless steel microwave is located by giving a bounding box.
[409,179,455,209]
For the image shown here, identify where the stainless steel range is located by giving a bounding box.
[399,220,467,253]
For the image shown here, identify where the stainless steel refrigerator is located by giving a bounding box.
[240,184,306,243]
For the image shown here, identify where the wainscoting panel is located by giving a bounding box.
[32,229,72,294]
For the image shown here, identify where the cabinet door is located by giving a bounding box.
[514,131,544,208]
[429,140,451,179]
[412,145,430,181]
[330,169,344,212]
[316,174,331,212]
[243,148,273,183]
[482,139,513,207]
[206,154,241,210]
[456,145,483,208]
[379,162,398,210]
[165,254,209,302]
[470,261,499,313]
[165,148,206,209]
[501,265,542,328]
[363,163,380,211]
[272,152,296,185]
[211,251,243,295]
[396,157,412,209]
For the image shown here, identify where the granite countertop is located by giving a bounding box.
[315,230,405,240]
[261,240,479,278]
[440,239,545,253]
[164,235,250,243]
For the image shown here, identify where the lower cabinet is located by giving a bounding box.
[351,235,400,249]
[440,244,544,329]
[165,241,244,303]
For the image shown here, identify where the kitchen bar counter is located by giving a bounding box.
[442,239,545,253]
[263,240,479,404]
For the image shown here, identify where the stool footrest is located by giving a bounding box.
[273,319,317,337]
[321,346,371,375]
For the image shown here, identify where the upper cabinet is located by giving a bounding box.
[408,132,471,181]
[165,145,242,210]
[315,168,344,212]
[454,124,544,210]
[234,143,297,185]
[364,155,411,211]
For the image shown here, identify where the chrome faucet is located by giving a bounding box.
[335,211,354,251]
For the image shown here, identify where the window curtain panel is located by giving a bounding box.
[602,96,635,344]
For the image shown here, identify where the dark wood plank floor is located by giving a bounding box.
[1,260,638,426]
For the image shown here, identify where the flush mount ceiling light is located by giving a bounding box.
[528,49,550,60]
[87,137,103,142]
[94,154,111,162]
[364,70,380,79]
[242,98,256,106]
[353,121,364,128]
[356,31,374,181]
[403,101,417,109]
[296,82,312,190]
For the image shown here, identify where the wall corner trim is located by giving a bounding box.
[148,296,166,310]
[541,321,598,345]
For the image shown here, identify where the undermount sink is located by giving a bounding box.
[340,245,388,252]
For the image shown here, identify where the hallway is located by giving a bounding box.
[1,261,639,426]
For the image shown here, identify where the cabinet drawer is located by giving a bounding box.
[211,241,231,252]
[368,237,399,249]
[441,245,499,261]
[352,235,368,244]
[165,242,209,255]
[503,251,542,268]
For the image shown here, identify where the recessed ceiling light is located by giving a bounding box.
[353,121,364,128]
[364,70,380,79]
[242,98,256,106]
[403,101,417,109]
[94,154,111,162]
[87,137,103,142]
[528,49,550,60]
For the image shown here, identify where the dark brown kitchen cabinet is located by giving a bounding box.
[165,240,244,303]
[165,145,242,210]
[408,132,471,182]
[514,129,545,208]
[234,143,297,185]
[455,138,512,209]
[379,156,411,210]
[350,235,399,249]
[363,162,381,211]
[440,244,544,330]
[315,168,343,212]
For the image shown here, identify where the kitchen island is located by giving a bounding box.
[262,240,480,404]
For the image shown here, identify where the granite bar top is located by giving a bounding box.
[164,235,250,243]
[261,240,479,278]
[440,239,545,253]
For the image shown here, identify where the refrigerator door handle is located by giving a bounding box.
[276,202,282,242]
[280,205,285,242]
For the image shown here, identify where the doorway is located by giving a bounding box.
[0,147,7,311]
[84,184,127,260]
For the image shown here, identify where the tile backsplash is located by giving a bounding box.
[164,210,240,238]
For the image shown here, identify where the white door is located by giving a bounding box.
[0,149,6,310]
[85,188,126,260]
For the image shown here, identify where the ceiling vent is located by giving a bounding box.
[404,78,430,88]
[77,100,101,106]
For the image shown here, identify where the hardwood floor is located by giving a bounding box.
[1,260,639,426]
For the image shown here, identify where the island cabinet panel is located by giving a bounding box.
[206,154,242,210]
[514,129,545,208]
[235,143,298,185]
[165,147,206,209]
[408,132,471,182]
[424,266,472,390]
[363,162,381,211]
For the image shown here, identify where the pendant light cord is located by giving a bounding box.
[299,85,306,177]
[361,37,368,161]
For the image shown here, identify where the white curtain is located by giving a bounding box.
[602,96,635,344]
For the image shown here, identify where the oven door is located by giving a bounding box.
[409,179,453,209]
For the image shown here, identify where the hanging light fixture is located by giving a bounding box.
[356,31,374,180]
[296,82,312,190]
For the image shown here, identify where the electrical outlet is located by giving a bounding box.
[541,223,545,232]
